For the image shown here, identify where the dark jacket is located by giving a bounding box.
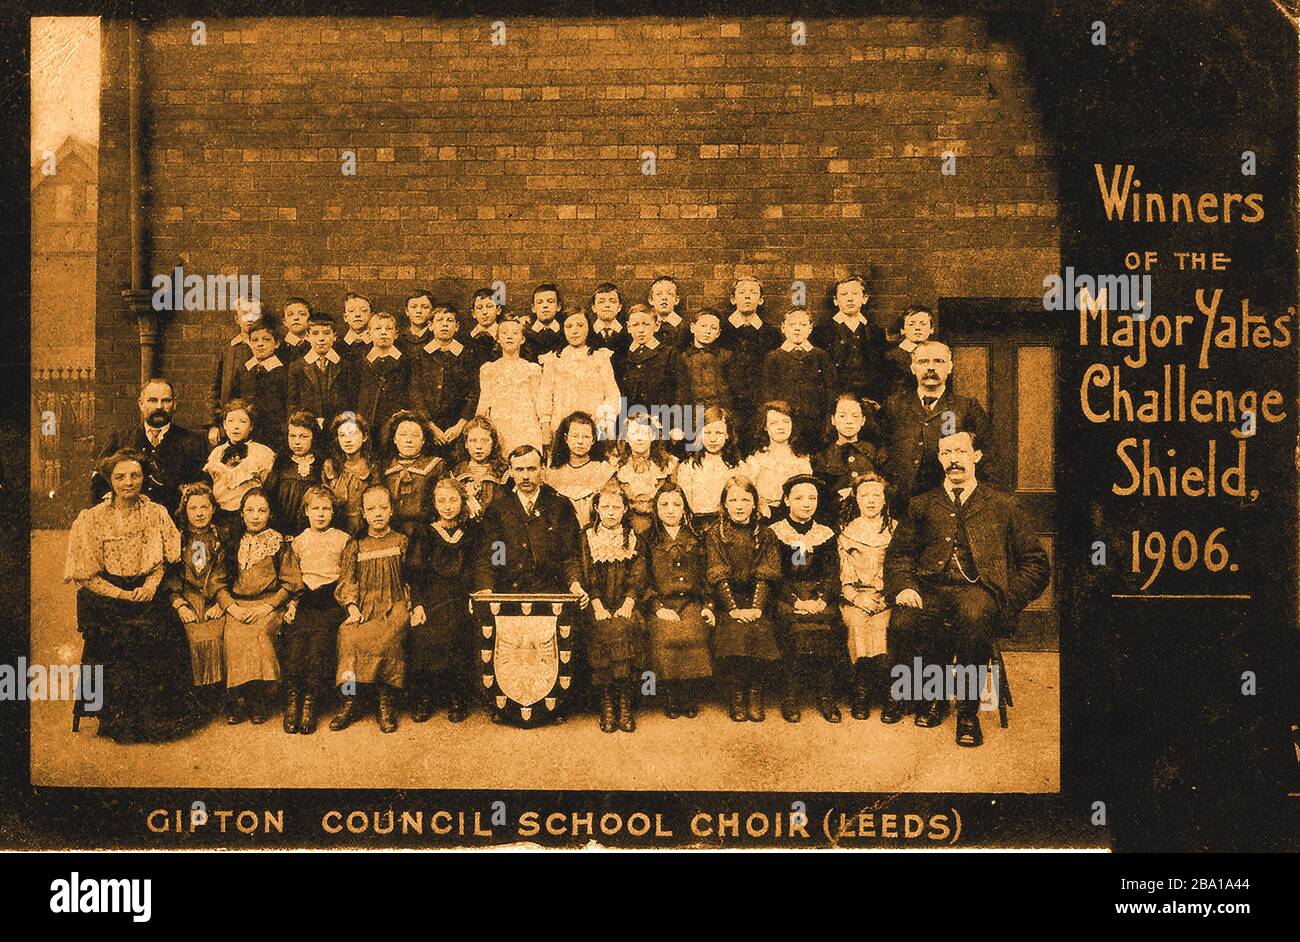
[719,315,781,412]
[231,355,289,448]
[523,321,566,363]
[409,340,479,431]
[761,345,836,426]
[286,353,359,429]
[211,335,252,428]
[881,387,990,501]
[621,342,681,414]
[355,350,412,436]
[92,422,207,515]
[811,315,888,404]
[676,343,733,411]
[883,483,1050,632]
[473,484,582,593]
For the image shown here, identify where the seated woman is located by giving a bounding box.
[63,449,205,743]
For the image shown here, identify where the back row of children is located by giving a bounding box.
[210,275,944,463]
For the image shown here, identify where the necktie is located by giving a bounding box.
[951,486,964,508]
[922,395,938,411]
[147,428,161,448]
[317,358,327,372]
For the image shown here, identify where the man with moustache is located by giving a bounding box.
[473,445,582,595]
[882,431,1049,746]
[91,377,207,516]
[881,339,990,512]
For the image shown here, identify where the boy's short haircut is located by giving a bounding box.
[897,303,939,335]
[647,275,681,299]
[368,310,398,328]
[626,303,657,321]
[498,311,530,329]
[282,296,311,312]
[592,282,622,303]
[307,310,337,329]
[248,321,277,339]
[345,292,371,306]
[834,274,868,294]
[405,289,434,306]
[732,276,763,292]
[532,283,562,304]
[780,307,810,324]
[470,288,497,306]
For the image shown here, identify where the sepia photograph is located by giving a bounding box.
[4,0,1298,876]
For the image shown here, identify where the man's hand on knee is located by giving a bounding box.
[895,589,923,609]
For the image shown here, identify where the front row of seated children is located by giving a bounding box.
[166,440,899,735]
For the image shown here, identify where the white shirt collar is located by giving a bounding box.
[659,312,683,328]
[780,340,813,353]
[423,338,464,356]
[303,348,341,365]
[343,329,370,344]
[594,320,622,334]
[517,489,539,514]
[144,422,170,443]
[833,311,868,331]
[406,326,429,338]
[470,323,498,339]
[283,333,305,346]
[628,337,661,353]
[230,334,251,347]
[531,319,560,333]
[944,479,977,504]
[729,311,763,329]
[245,354,284,371]
[367,346,401,362]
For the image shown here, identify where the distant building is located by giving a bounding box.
[32,137,97,527]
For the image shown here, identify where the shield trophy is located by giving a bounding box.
[473,594,579,727]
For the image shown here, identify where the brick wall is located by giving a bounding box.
[98,14,1059,435]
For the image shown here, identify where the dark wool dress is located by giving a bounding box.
[770,518,843,659]
[644,526,713,680]
[705,518,783,661]
[164,526,228,687]
[265,452,321,534]
[405,520,478,676]
[576,527,647,685]
[383,456,447,537]
[65,497,205,743]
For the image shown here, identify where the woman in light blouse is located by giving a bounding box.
[64,449,205,743]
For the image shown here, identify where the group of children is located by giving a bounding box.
[162,275,946,734]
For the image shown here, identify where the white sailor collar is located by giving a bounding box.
[423,339,465,356]
[303,348,341,365]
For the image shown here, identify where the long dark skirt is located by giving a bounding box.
[282,583,340,692]
[647,597,713,680]
[76,580,206,744]
[586,611,644,685]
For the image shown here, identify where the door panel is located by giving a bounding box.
[944,300,1058,651]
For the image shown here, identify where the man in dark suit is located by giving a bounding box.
[881,339,990,510]
[92,377,207,516]
[883,430,1049,746]
[473,445,582,595]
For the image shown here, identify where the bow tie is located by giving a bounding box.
[222,442,249,466]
